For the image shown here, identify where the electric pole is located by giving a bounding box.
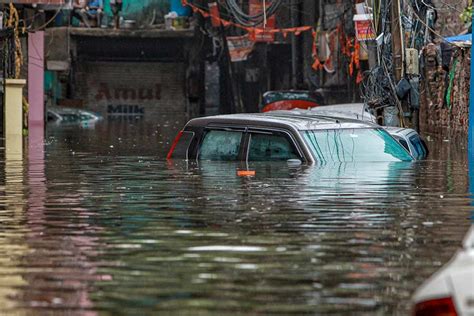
[291,0,298,89]
[391,0,402,81]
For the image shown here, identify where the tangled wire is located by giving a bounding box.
[222,0,283,27]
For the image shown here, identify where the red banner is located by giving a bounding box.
[208,2,221,28]
[249,0,275,42]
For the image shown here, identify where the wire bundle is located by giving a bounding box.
[360,0,399,112]
[222,0,283,27]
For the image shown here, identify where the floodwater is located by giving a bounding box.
[0,120,472,315]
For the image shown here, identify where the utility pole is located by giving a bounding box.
[390,0,410,128]
[391,0,402,81]
[219,27,236,114]
[291,0,298,89]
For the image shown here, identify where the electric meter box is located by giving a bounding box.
[405,48,419,75]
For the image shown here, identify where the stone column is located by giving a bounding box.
[4,79,26,157]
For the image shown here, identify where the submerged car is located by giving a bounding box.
[167,112,414,164]
[412,225,474,315]
[47,107,102,126]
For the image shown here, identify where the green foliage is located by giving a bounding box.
[460,5,472,24]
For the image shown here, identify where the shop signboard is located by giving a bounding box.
[227,35,255,62]
[353,14,376,41]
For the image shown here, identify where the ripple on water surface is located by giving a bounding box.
[0,125,471,315]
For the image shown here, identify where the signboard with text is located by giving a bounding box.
[353,14,376,41]
[75,61,186,122]
[227,35,255,62]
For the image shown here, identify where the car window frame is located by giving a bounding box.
[409,134,427,159]
[244,127,305,163]
[196,126,247,161]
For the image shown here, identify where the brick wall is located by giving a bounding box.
[432,0,468,36]
[420,45,470,137]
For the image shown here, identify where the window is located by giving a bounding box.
[409,135,427,159]
[398,138,410,152]
[248,132,299,161]
[199,130,243,161]
[61,114,80,123]
[47,112,59,122]
[302,128,413,163]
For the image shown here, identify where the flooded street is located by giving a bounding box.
[0,121,472,315]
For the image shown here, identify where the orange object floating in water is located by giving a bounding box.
[237,170,256,177]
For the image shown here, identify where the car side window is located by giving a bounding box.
[248,132,299,161]
[409,135,427,159]
[398,138,409,151]
[199,130,243,161]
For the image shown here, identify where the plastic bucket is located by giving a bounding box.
[170,0,191,16]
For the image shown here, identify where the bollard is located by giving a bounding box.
[4,78,26,157]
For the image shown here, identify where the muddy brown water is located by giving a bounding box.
[0,120,472,315]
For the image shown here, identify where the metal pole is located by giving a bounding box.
[469,16,474,157]
[391,0,402,81]
[291,0,297,89]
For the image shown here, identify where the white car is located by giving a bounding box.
[412,225,474,315]
[284,104,428,159]
[47,107,102,127]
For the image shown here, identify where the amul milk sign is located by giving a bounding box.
[76,62,186,120]
[95,83,162,116]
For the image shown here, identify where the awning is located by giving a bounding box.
[445,34,472,45]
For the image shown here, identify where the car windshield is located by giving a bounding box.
[302,128,413,163]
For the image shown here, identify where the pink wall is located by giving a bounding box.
[28,31,45,129]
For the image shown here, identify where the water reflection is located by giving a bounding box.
[0,124,470,314]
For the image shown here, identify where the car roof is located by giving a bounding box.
[186,112,379,131]
[383,126,417,136]
[281,107,376,123]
